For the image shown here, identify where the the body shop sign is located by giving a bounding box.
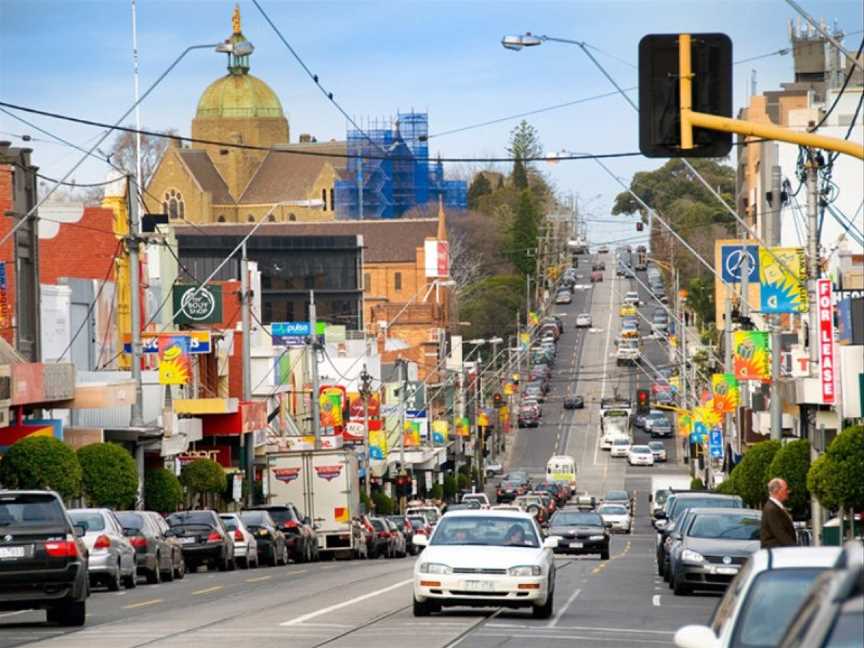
[817,279,835,404]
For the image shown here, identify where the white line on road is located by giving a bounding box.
[548,588,581,628]
[123,598,163,609]
[279,578,412,626]
[192,585,224,595]
[653,594,661,606]
[246,575,272,583]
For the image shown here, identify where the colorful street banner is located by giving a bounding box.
[693,403,722,430]
[455,416,470,438]
[319,386,346,431]
[124,331,212,355]
[759,247,808,314]
[431,420,449,445]
[711,373,740,415]
[733,330,771,383]
[528,311,539,326]
[403,420,421,448]
[678,413,692,438]
[369,429,388,460]
[477,410,490,427]
[690,420,708,445]
[158,335,191,385]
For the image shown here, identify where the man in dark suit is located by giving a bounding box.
[761,478,797,548]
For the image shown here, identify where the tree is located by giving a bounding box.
[77,443,138,509]
[508,190,540,275]
[0,436,81,500]
[507,120,543,161]
[107,126,177,189]
[729,440,781,508]
[371,491,394,515]
[766,439,811,517]
[467,173,492,210]
[512,158,529,190]
[687,277,715,330]
[180,459,226,505]
[807,425,864,512]
[713,478,738,496]
[144,468,184,514]
[690,477,705,490]
[807,453,838,510]
[443,474,458,501]
[458,275,525,340]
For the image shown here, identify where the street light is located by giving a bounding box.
[500,33,544,50]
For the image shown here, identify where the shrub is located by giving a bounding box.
[732,440,781,508]
[807,425,864,512]
[690,478,705,490]
[713,478,738,496]
[457,473,471,491]
[766,439,811,517]
[360,490,371,513]
[430,484,444,501]
[807,453,838,510]
[372,491,394,515]
[77,443,138,509]
[180,459,226,503]
[144,468,184,514]
[443,474,458,501]
[0,436,81,500]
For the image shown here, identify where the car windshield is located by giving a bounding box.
[550,512,603,527]
[598,505,628,515]
[733,568,826,648]
[686,513,761,540]
[69,511,106,532]
[501,481,521,489]
[166,511,216,527]
[408,508,439,524]
[240,512,267,526]
[258,508,297,525]
[631,446,651,453]
[613,439,630,446]
[116,512,145,530]
[220,516,239,531]
[0,494,67,527]
[408,517,427,528]
[430,516,539,548]
[606,491,628,500]
[648,442,665,451]
[671,497,742,520]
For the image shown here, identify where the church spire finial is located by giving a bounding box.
[232,4,242,35]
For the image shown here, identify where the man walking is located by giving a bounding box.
[760,478,797,548]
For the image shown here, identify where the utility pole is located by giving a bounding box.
[358,365,373,502]
[397,358,408,512]
[309,290,321,449]
[475,357,485,491]
[768,166,783,442]
[725,294,736,454]
[126,176,145,510]
[452,369,461,486]
[241,243,254,507]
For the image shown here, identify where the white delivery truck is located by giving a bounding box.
[649,474,692,519]
[600,409,631,450]
[266,449,363,560]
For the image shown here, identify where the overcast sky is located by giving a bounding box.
[1,0,861,247]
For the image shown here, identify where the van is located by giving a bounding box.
[546,455,577,494]
[649,475,691,519]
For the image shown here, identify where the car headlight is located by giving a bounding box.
[508,565,542,576]
[419,562,452,575]
[681,549,705,565]
[589,535,605,541]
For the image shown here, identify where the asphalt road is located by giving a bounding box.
[1,253,718,648]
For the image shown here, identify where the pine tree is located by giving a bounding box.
[509,190,540,275]
[512,158,528,190]
[467,173,492,209]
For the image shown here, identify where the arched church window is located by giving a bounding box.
[288,213,296,221]
[267,214,276,222]
[217,215,226,223]
[164,189,184,220]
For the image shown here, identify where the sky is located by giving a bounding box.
[1,0,862,249]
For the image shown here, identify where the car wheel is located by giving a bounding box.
[282,545,290,566]
[600,547,610,560]
[672,573,691,596]
[532,586,554,620]
[122,569,137,589]
[220,555,232,572]
[146,556,161,584]
[412,596,435,617]
[162,558,175,583]
[269,546,279,567]
[106,563,122,592]
[50,600,86,627]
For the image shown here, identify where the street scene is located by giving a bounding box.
[0,1,862,647]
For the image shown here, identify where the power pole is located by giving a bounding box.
[358,365,373,502]
[309,290,321,449]
[241,243,254,507]
[475,357,485,491]
[725,294,736,455]
[768,166,784,442]
[126,176,145,510]
[397,358,408,512]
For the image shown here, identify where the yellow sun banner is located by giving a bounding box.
[158,335,191,385]
[711,373,740,414]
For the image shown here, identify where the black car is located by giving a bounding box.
[367,518,395,559]
[165,510,235,572]
[248,505,316,563]
[0,490,89,626]
[239,510,288,566]
[548,510,610,560]
[116,510,185,584]
[563,396,584,410]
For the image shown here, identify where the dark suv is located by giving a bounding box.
[165,510,235,572]
[0,490,89,626]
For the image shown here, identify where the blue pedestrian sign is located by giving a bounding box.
[720,245,759,283]
[271,321,311,346]
[709,427,724,459]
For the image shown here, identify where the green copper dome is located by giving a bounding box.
[196,73,284,119]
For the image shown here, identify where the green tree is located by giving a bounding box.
[430,484,444,501]
[458,274,525,340]
[690,477,705,490]
[372,491,394,515]
[807,453,839,510]
[713,478,738,496]
[0,436,81,500]
[443,474,458,501]
[77,443,138,509]
[144,468,184,514]
[507,120,543,160]
[467,173,492,209]
[730,440,781,508]
[180,459,226,505]
[687,276,716,330]
[766,439,811,517]
[508,190,540,275]
[819,425,864,511]
[512,159,529,190]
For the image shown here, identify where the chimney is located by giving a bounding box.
[299,133,317,143]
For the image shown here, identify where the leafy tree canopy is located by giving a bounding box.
[459,275,525,340]
[145,468,184,514]
[730,439,781,508]
[0,436,81,500]
[180,459,226,497]
[766,439,811,517]
[78,443,138,510]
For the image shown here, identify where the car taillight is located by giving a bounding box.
[94,534,111,549]
[129,535,148,549]
[415,528,426,536]
[45,538,79,558]
[233,530,244,541]
[378,531,391,538]
[207,531,221,543]
[282,520,298,529]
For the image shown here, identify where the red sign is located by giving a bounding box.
[314,464,343,481]
[273,467,300,483]
[817,279,835,404]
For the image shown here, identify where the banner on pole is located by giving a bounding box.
[711,373,740,414]
[733,330,771,382]
[759,247,808,313]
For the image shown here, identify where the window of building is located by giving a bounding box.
[163,189,184,219]
[329,188,335,212]
[321,188,327,211]
[288,213,296,221]
[268,214,276,222]
[247,214,255,222]
[394,272,402,291]
[364,273,371,291]
[217,215,226,223]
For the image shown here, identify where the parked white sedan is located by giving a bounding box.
[627,445,655,466]
[412,510,557,619]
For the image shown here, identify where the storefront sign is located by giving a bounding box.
[124,331,212,355]
[271,321,311,346]
[817,279,835,404]
[172,284,223,325]
[0,262,9,331]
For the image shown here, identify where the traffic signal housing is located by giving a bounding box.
[636,222,644,232]
[637,388,650,413]
[639,33,733,158]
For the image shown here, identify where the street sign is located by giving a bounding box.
[709,427,724,459]
[271,321,311,346]
[123,331,212,355]
[720,245,760,283]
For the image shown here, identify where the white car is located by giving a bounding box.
[610,437,632,457]
[674,547,843,648]
[648,441,668,462]
[624,291,641,306]
[627,445,655,466]
[575,313,592,328]
[596,503,632,534]
[412,510,557,618]
[406,505,443,528]
[555,292,572,305]
[220,513,260,569]
[462,493,491,508]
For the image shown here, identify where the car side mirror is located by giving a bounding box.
[412,535,429,547]
[654,510,666,520]
[543,536,559,549]
[655,520,668,531]
[73,524,86,538]
[674,625,719,648]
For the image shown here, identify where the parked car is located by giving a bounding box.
[596,503,632,534]
[116,510,185,583]
[555,291,572,305]
[575,313,592,328]
[627,445,655,466]
[461,493,491,508]
[248,504,317,563]
[0,490,89,626]
[239,510,287,567]
[68,508,137,590]
[386,515,417,555]
[165,510,235,572]
[547,509,610,560]
[591,270,604,283]
[648,441,668,462]
[673,547,843,648]
[368,517,398,558]
[407,515,433,541]
[220,513,261,569]
[385,519,408,558]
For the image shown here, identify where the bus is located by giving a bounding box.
[546,455,577,494]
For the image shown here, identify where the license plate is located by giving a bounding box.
[569,542,583,548]
[0,546,25,559]
[463,580,494,591]
[178,537,196,544]
[715,566,738,575]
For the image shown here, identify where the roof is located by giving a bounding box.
[177,149,233,204]
[173,218,439,263]
[196,73,283,119]
[441,509,534,520]
[749,547,843,571]
[238,142,347,204]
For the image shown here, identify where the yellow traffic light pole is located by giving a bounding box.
[678,34,864,160]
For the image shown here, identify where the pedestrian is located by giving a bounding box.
[760,478,797,548]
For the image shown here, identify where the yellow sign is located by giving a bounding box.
[759,247,808,314]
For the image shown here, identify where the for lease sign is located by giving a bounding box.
[817,279,835,404]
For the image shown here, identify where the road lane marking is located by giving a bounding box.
[652,594,661,606]
[279,578,413,626]
[548,588,581,628]
[246,575,272,583]
[480,631,671,645]
[284,569,308,575]
[192,585,224,595]
[123,598,163,609]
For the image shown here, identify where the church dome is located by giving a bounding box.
[196,74,284,119]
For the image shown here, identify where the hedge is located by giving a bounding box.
[0,436,81,500]
[713,478,738,496]
[372,491,394,515]
[78,443,138,509]
[807,453,838,510]
[180,459,226,501]
[690,478,705,491]
[731,440,781,508]
[144,468,184,514]
[807,425,864,511]
[766,439,810,517]
[443,474,458,501]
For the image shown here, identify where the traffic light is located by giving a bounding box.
[492,393,504,408]
[637,388,650,413]
[636,222,644,232]
[639,33,733,158]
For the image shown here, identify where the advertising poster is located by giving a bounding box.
[431,420,449,445]
[759,247,808,314]
[711,373,740,415]
[158,335,191,385]
[319,385,346,433]
[369,429,388,460]
[455,417,470,437]
[733,330,771,382]
[403,420,421,448]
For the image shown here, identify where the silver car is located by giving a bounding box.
[68,508,137,590]
[575,313,592,328]
[220,513,260,569]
